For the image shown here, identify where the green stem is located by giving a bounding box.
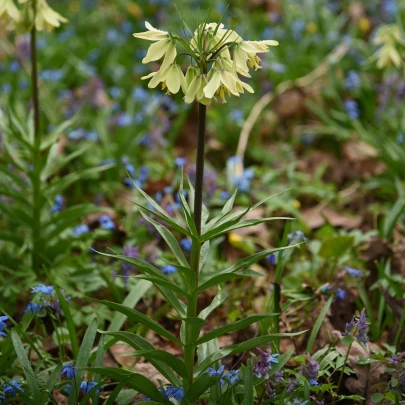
[333,340,353,404]
[30,0,43,278]
[184,101,206,392]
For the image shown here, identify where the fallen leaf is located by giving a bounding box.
[301,205,362,229]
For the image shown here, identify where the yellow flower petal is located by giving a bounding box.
[160,42,177,71]
[184,74,202,104]
[142,39,172,63]
[134,21,169,41]
[166,65,182,94]
[203,70,221,99]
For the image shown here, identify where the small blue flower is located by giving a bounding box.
[335,288,346,301]
[175,157,187,167]
[222,369,241,385]
[344,70,361,91]
[162,386,184,400]
[207,365,225,377]
[61,363,77,379]
[287,230,307,244]
[220,191,231,200]
[25,302,44,314]
[0,316,8,338]
[344,100,360,120]
[32,284,54,295]
[3,381,23,397]
[161,264,177,275]
[99,215,115,230]
[309,378,319,386]
[344,266,365,278]
[72,224,90,237]
[180,238,192,252]
[9,60,20,73]
[125,163,136,177]
[266,253,277,265]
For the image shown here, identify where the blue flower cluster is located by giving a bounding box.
[68,128,99,142]
[161,264,177,275]
[122,157,149,189]
[0,316,8,338]
[344,100,360,120]
[1,380,23,403]
[144,385,184,402]
[72,224,90,237]
[25,284,64,317]
[344,266,366,278]
[99,215,115,230]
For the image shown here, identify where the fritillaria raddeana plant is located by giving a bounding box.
[86,14,303,404]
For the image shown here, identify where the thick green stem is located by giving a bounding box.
[184,102,206,392]
[30,1,42,278]
[193,102,207,235]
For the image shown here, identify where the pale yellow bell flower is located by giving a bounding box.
[0,0,20,22]
[233,39,279,76]
[142,64,187,95]
[204,68,240,103]
[134,21,177,72]
[133,21,170,41]
[184,73,211,105]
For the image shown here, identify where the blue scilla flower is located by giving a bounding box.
[220,191,231,200]
[266,253,277,265]
[222,369,241,385]
[85,131,98,141]
[1,83,12,94]
[25,302,44,314]
[207,365,225,377]
[230,109,244,121]
[344,70,361,91]
[344,266,365,278]
[40,69,64,81]
[32,284,54,295]
[9,60,20,73]
[161,264,177,275]
[138,166,149,183]
[180,238,192,252]
[0,316,8,337]
[3,381,23,397]
[80,380,100,394]
[19,79,28,89]
[117,112,133,127]
[109,87,122,99]
[61,363,77,378]
[99,215,115,230]
[162,386,184,400]
[125,163,136,177]
[291,20,305,41]
[335,288,346,301]
[50,195,64,214]
[72,224,90,237]
[287,230,307,244]
[132,86,148,102]
[397,132,404,144]
[344,100,360,120]
[175,157,187,167]
[68,128,86,141]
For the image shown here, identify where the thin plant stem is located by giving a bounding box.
[333,340,354,405]
[30,0,42,277]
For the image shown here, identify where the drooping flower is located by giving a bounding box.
[161,264,177,275]
[3,381,23,397]
[222,369,241,385]
[61,363,77,379]
[0,316,9,338]
[142,64,187,95]
[207,365,225,377]
[99,215,115,230]
[31,283,54,295]
[0,0,20,22]
[344,266,366,278]
[254,348,279,379]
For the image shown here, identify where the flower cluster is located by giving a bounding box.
[1,0,67,32]
[300,354,319,386]
[25,283,65,317]
[0,316,8,338]
[253,348,280,379]
[342,308,369,344]
[388,351,405,392]
[144,385,185,402]
[133,21,278,104]
[1,380,24,403]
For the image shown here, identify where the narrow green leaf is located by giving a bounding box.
[184,373,218,403]
[196,314,276,345]
[306,296,333,353]
[383,197,405,240]
[86,367,172,405]
[244,359,253,405]
[139,211,189,268]
[11,330,40,400]
[68,317,98,405]
[194,332,306,376]
[92,298,182,345]
[221,189,238,215]
[105,331,181,385]
[156,286,187,317]
[133,275,189,298]
[107,280,152,336]
[131,350,189,382]
[198,286,227,320]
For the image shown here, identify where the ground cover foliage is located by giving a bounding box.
[0,0,405,403]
